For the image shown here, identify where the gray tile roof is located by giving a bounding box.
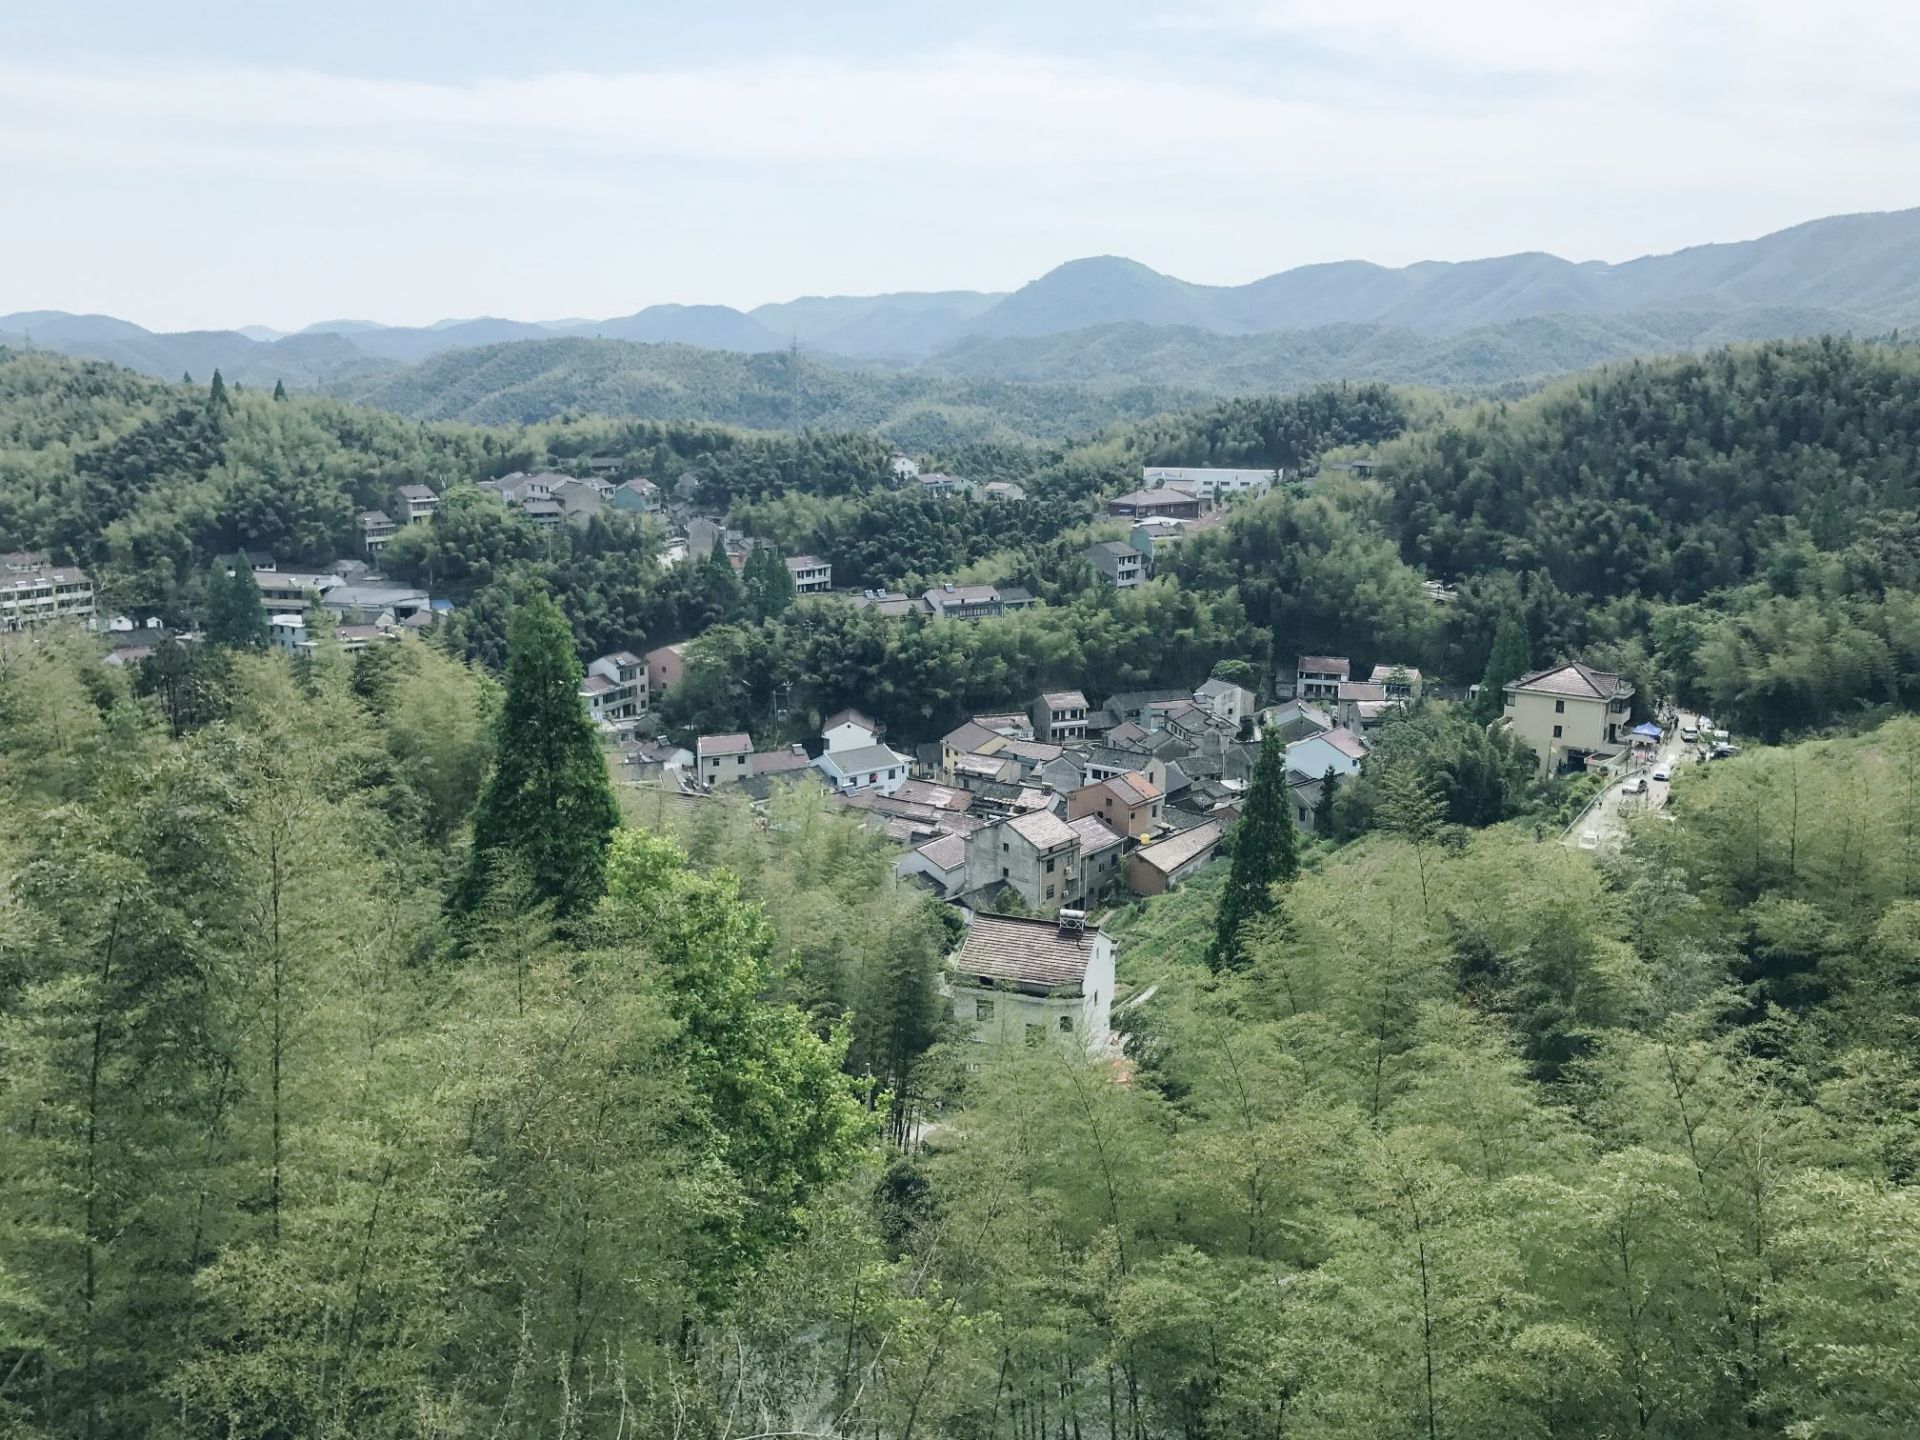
[953,913,1104,992]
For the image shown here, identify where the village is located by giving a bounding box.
[7,454,1677,1068]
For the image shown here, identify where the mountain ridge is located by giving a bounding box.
[6,206,1917,388]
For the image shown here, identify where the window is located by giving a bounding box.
[1058,1014,1074,1032]
[1554,699,1565,713]
[975,998,994,1020]
[1045,857,1056,873]
[1045,885,1055,899]
[1001,866,1009,879]
[1552,724,1563,738]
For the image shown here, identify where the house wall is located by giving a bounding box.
[700,750,751,785]
[892,849,963,897]
[647,645,685,697]
[812,753,908,796]
[824,719,877,753]
[963,824,1079,911]
[1067,783,1162,838]
[1505,690,1617,776]
[1285,734,1363,780]
[950,934,1114,1053]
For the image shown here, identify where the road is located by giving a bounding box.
[1565,711,1695,850]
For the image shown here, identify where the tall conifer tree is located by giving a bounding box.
[1207,729,1299,971]
[454,590,618,922]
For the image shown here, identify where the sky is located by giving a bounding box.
[3,0,1917,331]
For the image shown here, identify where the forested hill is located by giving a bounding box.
[1381,338,1920,600]
[328,335,1205,444]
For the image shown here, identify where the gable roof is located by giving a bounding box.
[1006,809,1078,851]
[1109,487,1196,508]
[894,778,972,811]
[1509,662,1632,700]
[1067,814,1125,855]
[824,707,878,734]
[1297,655,1351,675]
[1195,676,1245,700]
[1323,727,1369,760]
[1040,689,1089,710]
[1369,664,1422,683]
[1106,770,1162,806]
[914,832,968,872]
[944,720,1000,752]
[751,745,812,775]
[953,913,1105,993]
[697,732,753,757]
[1337,680,1389,703]
[396,483,437,501]
[1134,820,1223,875]
[818,743,908,774]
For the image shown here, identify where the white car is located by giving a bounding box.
[1651,764,1672,783]
[1578,830,1600,850]
[1622,775,1648,795]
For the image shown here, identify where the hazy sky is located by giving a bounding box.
[4,1,1916,330]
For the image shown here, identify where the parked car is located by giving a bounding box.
[1622,775,1649,795]
[1578,830,1601,850]
[1652,764,1672,782]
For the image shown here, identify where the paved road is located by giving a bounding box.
[1565,712,1694,850]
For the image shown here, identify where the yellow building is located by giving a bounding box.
[1503,663,1634,776]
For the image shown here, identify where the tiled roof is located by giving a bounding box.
[1509,662,1631,700]
[1324,727,1369,760]
[895,779,972,811]
[1134,819,1223,875]
[824,707,878,733]
[697,732,753,757]
[600,649,642,665]
[1107,770,1162,806]
[1041,689,1090,709]
[999,738,1064,764]
[1298,655,1350,675]
[1369,664,1422,683]
[953,751,1013,778]
[396,484,437,500]
[1007,809,1078,851]
[953,913,1104,992]
[914,832,968,871]
[1109,487,1196,507]
[579,675,615,695]
[1068,815,1124,854]
[821,743,907,774]
[1337,681,1388,702]
[751,746,812,775]
[786,554,828,571]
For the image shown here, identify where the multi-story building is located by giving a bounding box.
[948,912,1115,1054]
[697,732,754,786]
[1105,487,1203,520]
[645,642,686,699]
[358,510,397,554]
[256,570,342,616]
[1067,772,1164,839]
[1085,541,1145,588]
[0,552,95,630]
[923,583,1005,621]
[1141,465,1279,500]
[1503,662,1635,776]
[1295,655,1351,703]
[964,809,1082,913]
[1030,690,1090,743]
[580,651,647,731]
[396,484,439,524]
[786,555,832,594]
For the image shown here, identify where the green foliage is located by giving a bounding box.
[1476,613,1530,719]
[203,554,268,647]
[1207,729,1298,971]
[454,591,618,922]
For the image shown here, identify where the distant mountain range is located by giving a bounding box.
[5,207,1917,405]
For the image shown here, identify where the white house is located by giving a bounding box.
[1194,676,1255,732]
[894,832,968,898]
[812,741,911,796]
[697,733,754,786]
[822,708,883,753]
[1285,725,1370,780]
[580,651,647,730]
[786,555,832,594]
[1143,465,1279,500]
[948,911,1115,1055]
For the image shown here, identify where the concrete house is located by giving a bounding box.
[965,809,1083,913]
[646,642,687,699]
[948,912,1115,1054]
[1069,815,1127,903]
[823,708,884,752]
[255,570,340,615]
[981,481,1026,502]
[1370,664,1424,700]
[1295,656,1351,703]
[923,583,1005,621]
[1127,819,1223,895]
[610,478,660,514]
[812,740,911,796]
[940,720,1005,782]
[580,651,646,730]
[1142,465,1278,500]
[1503,662,1635,776]
[357,510,397,554]
[1129,519,1188,569]
[1085,541,1145,589]
[1194,676,1256,732]
[1067,772,1164,838]
[895,832,969,897]
[697,733,754,786]
[1031,690,1090,744]
[1336,681,1399,732]
[1285,725,1370,780]
[786,555,832,594]
[396,484,439,524]
[0,552,96,630]
[1106,487,1203,520]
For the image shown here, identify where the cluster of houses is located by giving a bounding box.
[1,550,96,632]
